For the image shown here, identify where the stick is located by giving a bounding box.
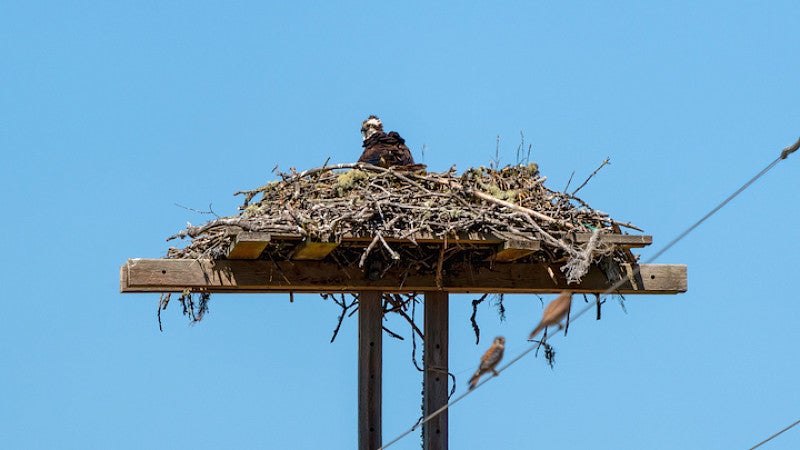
[572,157,611,196]
[434,177,576,229]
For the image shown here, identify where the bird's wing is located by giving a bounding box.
[542,291,572,325]
[480,345,504,370]
[386,131,415,165]
[358,146,382,165]
[360,130,416,167]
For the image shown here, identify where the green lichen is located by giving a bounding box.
[333,169,370,196]
[486,185,519,201]
[241,204,263,218]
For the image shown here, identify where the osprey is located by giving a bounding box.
[358,115,416,167]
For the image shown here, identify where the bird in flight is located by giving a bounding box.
[528,291,572,340]
[469,336,506,390]
[358,115,416,168]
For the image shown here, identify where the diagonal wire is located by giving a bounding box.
[378,136,799,450]
[749,418,800,449]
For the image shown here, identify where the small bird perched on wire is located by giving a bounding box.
[528,291,573,340]
[358,115,417,168]
[469,336,506,390]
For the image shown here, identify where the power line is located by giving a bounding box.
[379,136,799,450]
[750,418,800,449]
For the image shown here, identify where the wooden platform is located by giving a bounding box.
[120,230,686,450]
[120,259,685,294]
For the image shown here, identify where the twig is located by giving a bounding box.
[433,176,575,229]
[389,295,424,338]
[470,294,489,344]
[494,293,506,321]
[157,293,170,332]
[166,218,266,241]
[594,293,601,320]
[359,233,382,268]
[411,297,423,372]
[572,157,611,196]
[564,170,574,193]
[174,203,221,218]
[377,233,401,260]
[325,293,357,343]
[608,219,644,232]
[382,326,404,340]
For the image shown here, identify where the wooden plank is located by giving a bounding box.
[566,232,652,248]
[488,239,540,262]
[119,264,128,293]
[292,241,340,260]
[423,291,449,450]
[358,291,382,450]
[227,232,272,259]
[120,259,687,294]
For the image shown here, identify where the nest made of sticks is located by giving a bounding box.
[165,162,641,284]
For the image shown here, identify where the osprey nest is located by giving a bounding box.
[165,162,642,285]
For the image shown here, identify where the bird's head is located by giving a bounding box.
[494,336,506,346]
[361,115,383,141]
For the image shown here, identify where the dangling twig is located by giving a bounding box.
[470,294,489,344]
[157,292,170,332]
[383,326,404,340]
[324,293,358,343]
[494,293,506,321]
[411,297,423,372]
[594,293,602,320]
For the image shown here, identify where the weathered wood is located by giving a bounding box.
[120,259,687,294]
[358,291,382,450]
[564,232,652,248]
[227,231,272,259]
[291,241,340,260]
[488,239,540,262]
[423,291,449,450]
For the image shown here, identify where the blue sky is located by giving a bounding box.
[2,1,799,448]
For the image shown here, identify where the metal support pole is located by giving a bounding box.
[358,291,383,450]
[423,291,449,450]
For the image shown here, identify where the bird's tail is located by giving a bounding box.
[528,325,544,340]
[468,371,481,390]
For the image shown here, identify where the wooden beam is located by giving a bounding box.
[423,291,449,450]
[488,239,540,262]
[565,232,652,248]
[120,259,687,294]
[292,241,340,260]
[358,291,382,450]
[227,232,272,259]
